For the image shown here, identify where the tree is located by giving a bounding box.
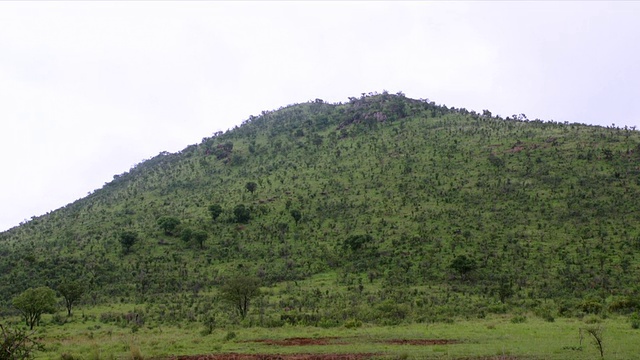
[343,234,373,252]
[157,216,181,236]
[290,209,302,224]
[245,181,257,195]
[180,227,194,243]
[450,255,477,280]
[192,230,208,249]
[233,204,251,224]
[12,287,57,329]
[1,323,44,359]
[208,204,223,222]
[57,281,85,316]
[219,274,261,320]
[119,230,138,254]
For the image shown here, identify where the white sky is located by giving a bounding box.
[1,1,639,232]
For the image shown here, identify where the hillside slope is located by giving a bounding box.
[2,92,640,322]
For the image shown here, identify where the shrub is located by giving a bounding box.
[223,331,236,341]
[580,299,603,314]
[534,303,556,322]
[630,312,640,329]
[1,324,44,360]
[608,296,640,314]
[343,318,362,329]
[583,314,602,324]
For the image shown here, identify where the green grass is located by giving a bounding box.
[20,310,638,359]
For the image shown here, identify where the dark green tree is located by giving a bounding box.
[12,287,57,329]
[219,274,261,320]
[245,181,257,195]
[119,230,138,254]
[157,216,181,236]
[343,234,373,252]
[233,204,251,224]
[57,281,85,316]
[450,254,477,280]
[290,209,302,224]
[180,227,194,243]
[193,230,208,249]
[208,204,223,221]
[496,275,514,304]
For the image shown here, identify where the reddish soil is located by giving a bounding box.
[245,337,340,346]
[166,354,377,360]
[161,337,466,360]
[457,357,523,360]
[382,339,459,345]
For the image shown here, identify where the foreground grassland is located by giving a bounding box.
[7,308,634,360]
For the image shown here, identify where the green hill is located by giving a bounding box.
[2,91,640,325]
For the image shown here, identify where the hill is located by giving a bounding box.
[2,91,640,325]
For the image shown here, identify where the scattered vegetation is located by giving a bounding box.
[1,91,640,358]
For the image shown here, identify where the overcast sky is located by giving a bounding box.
[1,1,639,232]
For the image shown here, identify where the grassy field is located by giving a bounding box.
[14,308,636,360]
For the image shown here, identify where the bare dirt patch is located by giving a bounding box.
[456,357,523,360]
[507,146,525,153]
[166,354,377,360]
[381,339,459,345]
[246,337,341,346]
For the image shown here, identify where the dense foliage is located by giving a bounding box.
[1,92,640,327]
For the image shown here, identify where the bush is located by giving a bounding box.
[534,303,556,322]
[223,331,236,341]
[608,296,640,314]
[1,323,44,359]
[630,312,640,329]
[318,318,340,329]
[580,299,603,314]
[583,314,602,324]
[343,318,362,329]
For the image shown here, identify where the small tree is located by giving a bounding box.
[450,254,476,280]
[233,204,251,224]
[208,204,223,222]
[290,209,302,225]
[157,216,181,236]
[12,287,57,329]
[219,274,261,320]
[119,230,138,254]
[583,325,604,359]
[245,182,257,195]
[0,323,44,359]
[343,234,373,252]
[192,230,208,249]
[180,227,194,243]
[57,281,85,316]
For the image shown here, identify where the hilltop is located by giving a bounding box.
[2,92,640,325]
